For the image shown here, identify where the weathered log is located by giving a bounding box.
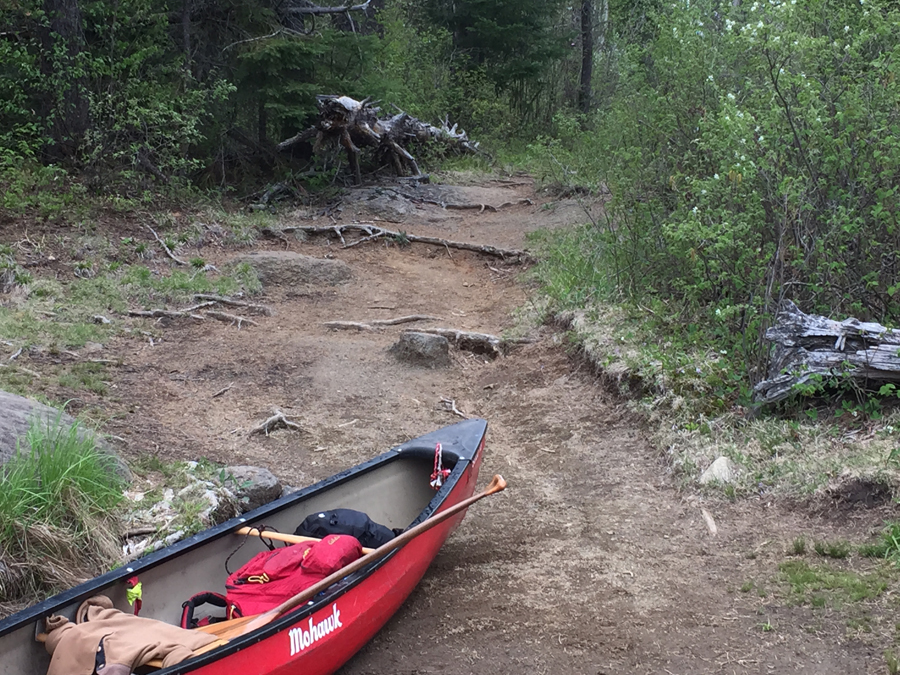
[280,96,480,184]
[753,301,900,404]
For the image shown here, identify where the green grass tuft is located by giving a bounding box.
[779,560,888,606]
[0,410,125,607]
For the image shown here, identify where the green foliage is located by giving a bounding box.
[814,540,852,560]
[859,522,900,562]
[529,0,900,391]
[0,413,123,540]
[779,559,889,605]
[0,411,125,602]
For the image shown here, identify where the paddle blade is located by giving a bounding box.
[485,474,506,494]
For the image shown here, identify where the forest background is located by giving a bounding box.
[3,0,900,491]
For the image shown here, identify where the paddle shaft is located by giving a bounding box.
[209,474,506,640]
[235,527,376,554]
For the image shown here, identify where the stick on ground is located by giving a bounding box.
[249,410,301,436]
[206,311,259,329]
[145,225,187,266]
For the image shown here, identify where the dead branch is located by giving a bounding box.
[323,321,378,331]
[249,409,301,436]
[8,347,22,361]
[280,223,531,261]
[284,0,372,14]
[145,225,187,266]
[122,526,158,539]
[193,294,274,316]
[211,383,234,399]
[439,397,468,419]
[129,309,205,320]
[206,311,259,329]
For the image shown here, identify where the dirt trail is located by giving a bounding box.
[106,179,888,674]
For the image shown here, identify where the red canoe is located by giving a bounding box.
[0,418,488,675]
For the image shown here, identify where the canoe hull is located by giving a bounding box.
[186,443,483,675]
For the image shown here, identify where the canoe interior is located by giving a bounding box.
[0,446,457,675]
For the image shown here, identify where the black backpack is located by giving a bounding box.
[295,509,397,549]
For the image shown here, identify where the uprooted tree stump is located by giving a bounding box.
[278,95,481,184]
[753,301,900,405]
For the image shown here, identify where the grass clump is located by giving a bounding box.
[859,522,900,562]
[814,540,852,560]
[0,412,125,613]
[778,560,889,607]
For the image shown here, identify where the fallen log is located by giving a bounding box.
[280,96,480,184]
[753,301,900,405]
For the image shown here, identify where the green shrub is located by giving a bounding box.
[530,0,900,387]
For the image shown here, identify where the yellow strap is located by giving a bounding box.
[126,582,143,605]
[246,573,270,584]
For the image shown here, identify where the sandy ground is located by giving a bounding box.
[5,178,897,674]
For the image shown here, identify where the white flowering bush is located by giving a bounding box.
[537,0,900,384]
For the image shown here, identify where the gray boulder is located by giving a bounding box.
[0,390,130,480]
[223,465,283,512]
[390,332,452,368]
[233,251,352,286]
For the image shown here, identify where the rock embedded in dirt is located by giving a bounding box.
[223,465,283,512]
[389,332,452,368]
[233,251,352,286]
[0,389,130,480]
[699,456,737,485]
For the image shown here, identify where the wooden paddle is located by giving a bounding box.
[234,527,376,554]
[203,474,507,641]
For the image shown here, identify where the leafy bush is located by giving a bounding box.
[530,0,900,385]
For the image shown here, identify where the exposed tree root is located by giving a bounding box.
[193,294,274,316]
[206,311,258,329]
[145,225,187,266]
[128,296,267,329]
[323,321,377,332]
[280,223,531,261]
[249,409,301,436]
[323,314,440,332]
[128,309,206,320]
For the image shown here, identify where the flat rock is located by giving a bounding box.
[0,390,130,480]
[223,465,283,512]
[233,251,351,286]
[699,456,737,485]
[389,332,451,368]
